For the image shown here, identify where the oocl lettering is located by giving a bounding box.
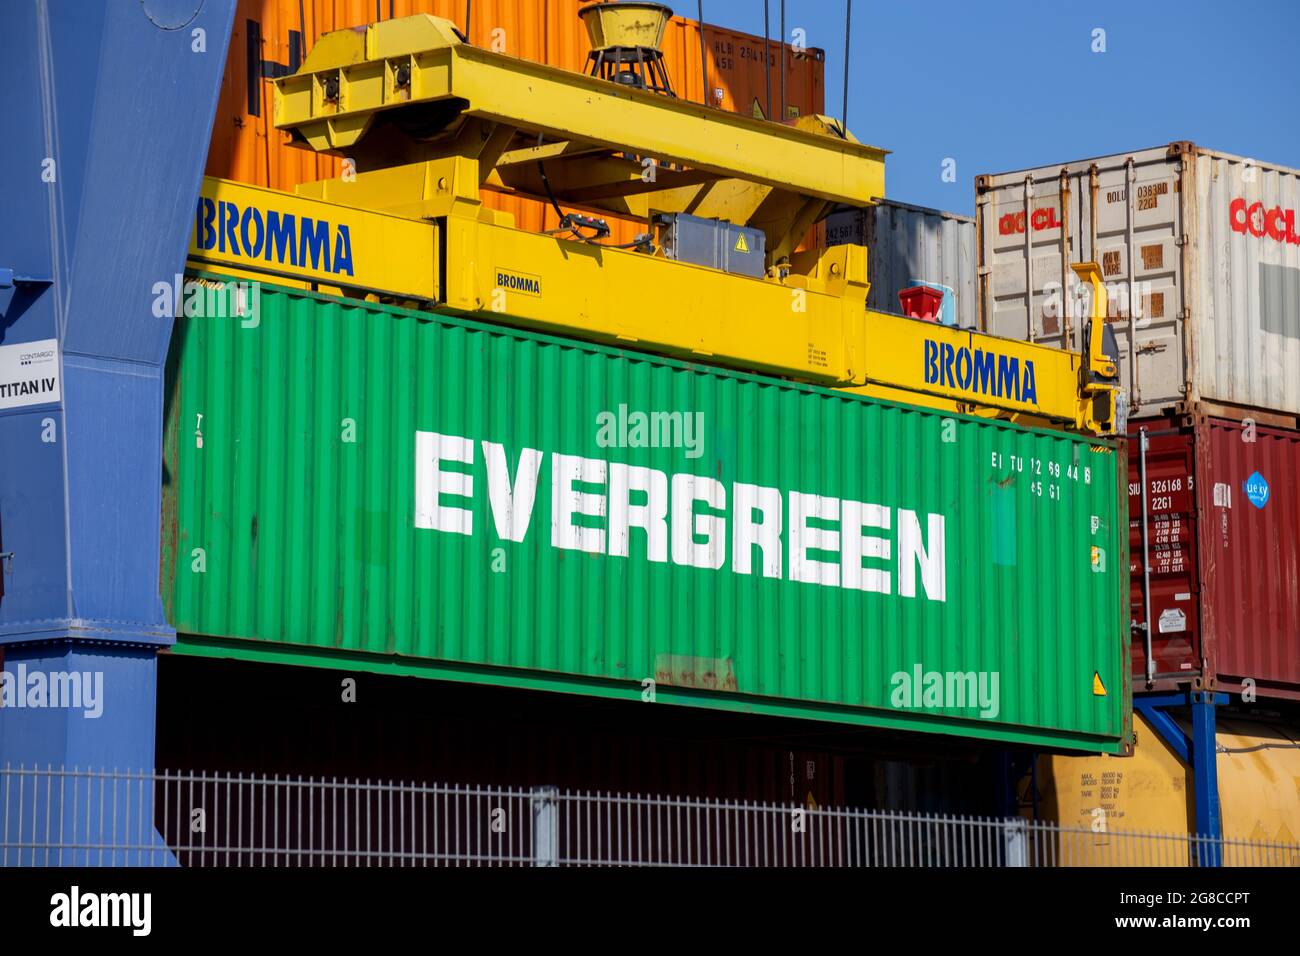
[193,197,355,276]
[998,206,1061,236]
[923,339,1038,406]
[1229,197,1300,245]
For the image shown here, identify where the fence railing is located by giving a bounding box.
[2,767,1296,867]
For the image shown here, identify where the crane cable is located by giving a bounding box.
[842,0,852,133]
[762,0,771,120]
[698,1,708,106]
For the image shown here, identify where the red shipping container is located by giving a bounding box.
[1129,411,1300,700]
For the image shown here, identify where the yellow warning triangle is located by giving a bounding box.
[1093,672,1107,696]
[805,791,818,810]
[734,233,750,253]
[750,97,766,120]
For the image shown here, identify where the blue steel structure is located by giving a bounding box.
[1134,690,1227,867]
[0,0,235,860]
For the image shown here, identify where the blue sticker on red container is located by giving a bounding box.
[1243,471,1270,509]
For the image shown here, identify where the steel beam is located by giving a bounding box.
[1135,690,1226,865]
[273,16,887,205]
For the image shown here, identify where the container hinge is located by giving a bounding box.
[1174,235,1188,246]
[0,551,13,574]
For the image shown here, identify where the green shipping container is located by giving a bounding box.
[163,279,1131,752]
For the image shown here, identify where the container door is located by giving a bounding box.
[1198,417,1300,697]
[979,146,1190,418]
[981,165,1118,352]
[1098,151,1188,418]
[1073,154,1188,416]
[981,173,1073,350]
[1129,420,1202,682]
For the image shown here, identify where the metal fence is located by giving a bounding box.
[2,767,1296,867]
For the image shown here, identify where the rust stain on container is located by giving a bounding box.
[654,653,739,691]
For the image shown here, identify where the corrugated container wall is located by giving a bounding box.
[162,280,1130,753]
[207,0,825,245]
[976,143,1300,419]
[1129,414,1300,699]
[827,200,977,328]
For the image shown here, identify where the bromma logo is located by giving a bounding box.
[923,338,1039,406]
[193,196,355,277]
[495,268,543,298]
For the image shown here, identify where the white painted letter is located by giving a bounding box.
[552,453,607,553]
[898,510,946,601]
[732,483,782,578]
[482,441,541,542]
[671,474,726,569]
[414,431,474,535]
[841,500,891,593]
[789,492,840,587]
[608,463,669,563]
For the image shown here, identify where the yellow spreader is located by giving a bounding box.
[185,13,1119,435]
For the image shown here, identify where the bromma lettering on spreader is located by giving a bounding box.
[414,430,947,601]
[923,338,1038,407]
[193,195,355,277]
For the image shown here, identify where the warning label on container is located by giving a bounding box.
[1158,607,1187,634]
[0,338,61,411]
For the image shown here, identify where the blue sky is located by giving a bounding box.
[697,0,1300,214]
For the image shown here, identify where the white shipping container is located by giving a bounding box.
[976,142,1300,419]
[827,199,977,329]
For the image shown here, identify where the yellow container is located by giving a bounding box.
[1025,713,1300,865]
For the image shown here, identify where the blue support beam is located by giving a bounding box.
[1189,693,1222,867]
[1135,690,1227,866]
[1133,697,1190,764]
[0,0,235,857]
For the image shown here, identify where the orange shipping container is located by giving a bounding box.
[205,0,826,244]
